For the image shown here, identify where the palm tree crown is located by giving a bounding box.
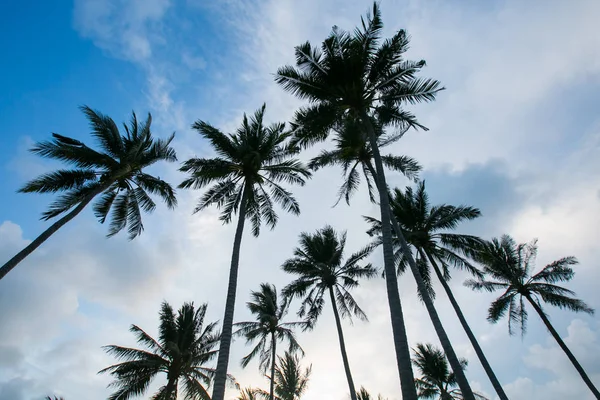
[235,283,305,371]
[275,3,442,147]
[309,116,420,205]
[23,106,177,239]
[282,226,375,326]
[179,104,311,236]
[466,235,593,335]
[365,181,483,297]
[412,344,487,400]
[100,301,229,400]
[268,352,312,400]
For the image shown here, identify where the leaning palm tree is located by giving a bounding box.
[308,115,421,206]
[100,301,233,400]
[364,182,507,400]
[234,283,306,400]
[274,3,470,398]
[179,104,311,400]
[282,226,375,400]
[413,343,488,400]
[466,236,599,398]
[0,106,177,281]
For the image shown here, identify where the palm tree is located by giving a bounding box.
[357,387,388,400]
[466,235,599,398]
[364,182,508,400]
[0,106,177,281]
[99,301,232,400]
[282,226,375,400]
[274,3,467,398]
[234,283,306,400]
[45,397,65,400]
[413,343,488,400]
[238,387,262,400]
[308,115,420,206]
[179,104,311,400]
[256,352,312,400]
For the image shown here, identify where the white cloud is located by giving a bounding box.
[3,0,600,399]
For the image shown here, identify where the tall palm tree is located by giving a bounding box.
[179,104,311,400]
[274,3,471,398]
[282,226,375,400]
[0,106,177,281]
[234,283,306,400]
[364,182,508,400]
[466,236,599,398]
[308,115,421,206]
[413,343,488,400]
[99,301,233,400]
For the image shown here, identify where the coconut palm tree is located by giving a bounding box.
[255,352,312,400]
[413,343,488,400]
[357,387,388,400]
[238,387,262,400]
[100,301,233,400]
[466,235,599,398]
[274,3,471,398]
[179,104,311,400]
[282,226,375,400]
[364,182,508,400]
[308,115,420,206]
[234,283,306,400]
[0,106,177,281]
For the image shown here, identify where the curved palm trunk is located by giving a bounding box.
[270,331,277,400]
[361,114,418,400]
[212,186,250,400]
[362,155,474,400]
[0,184,107,281]
[425,253,509,400]
[525,294,600,399]
[329,287,358,400]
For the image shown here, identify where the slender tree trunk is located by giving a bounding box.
[212,186,250,400]
[270,331,277,400]
[526,294,600,399]
[329,287,358,400]
[362,158,474,400]
[0,184,107,281]
[361,119,417,400]
[425,253,509,400]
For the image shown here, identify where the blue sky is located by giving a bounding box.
[1,0,600,399]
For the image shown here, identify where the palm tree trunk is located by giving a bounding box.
[425,253,509,400]
[362,157,474,400]
[361,114,417,400]
[0,184,107,281]
[270,331,277,400]
[525,294,600,399]
[329,286,358,400]
[212,185,250,400]
[165,376,178,399]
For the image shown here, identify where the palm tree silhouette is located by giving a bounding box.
[179,104,310,400]
[466,235,598,398]
[0,106,177,280]
[282,226,375,400]
[234,283,306,400]
[100,301,234,399]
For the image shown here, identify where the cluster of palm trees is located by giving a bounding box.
[4,2,597,400]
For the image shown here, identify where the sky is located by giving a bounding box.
[1,0,600,399]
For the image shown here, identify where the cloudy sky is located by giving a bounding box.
[1,0,600,399]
